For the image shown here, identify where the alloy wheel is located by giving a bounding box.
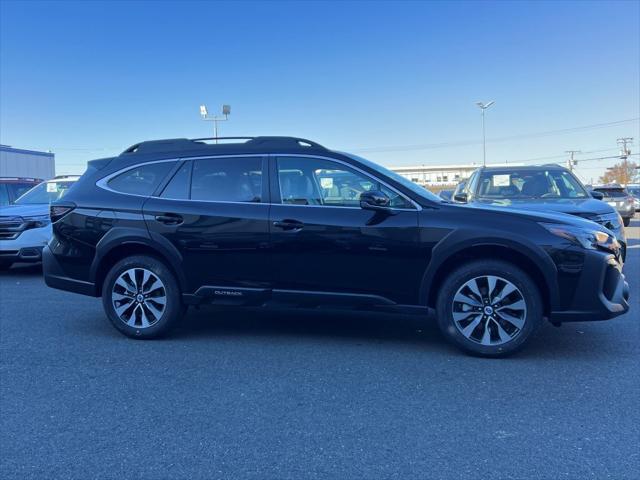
[451,275,527,346]
[111,268,167,328]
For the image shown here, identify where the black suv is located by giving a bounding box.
[43,137,630,356]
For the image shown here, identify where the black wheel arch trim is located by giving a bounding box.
[419,230,559,309]
[89,227,187,292]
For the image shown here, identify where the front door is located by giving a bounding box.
[143,155,271,296]
[269,155,421,305]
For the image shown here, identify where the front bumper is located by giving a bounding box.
[0,225,51,264]
[550,252,629,323]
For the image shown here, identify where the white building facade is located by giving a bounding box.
[389,163,519,187]
[389,164,478,187]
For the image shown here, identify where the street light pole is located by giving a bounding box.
[476,101,495,167]
[200,104,231,143]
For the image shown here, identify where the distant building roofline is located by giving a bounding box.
[0,145,54,157]
[388,162,523,171]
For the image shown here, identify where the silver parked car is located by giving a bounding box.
[592,184,635,227]
[0,176,79,269]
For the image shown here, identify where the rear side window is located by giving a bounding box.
[108,162,175,196]
[191,157,262,203]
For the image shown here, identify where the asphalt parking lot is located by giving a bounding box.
[1,220,638,480]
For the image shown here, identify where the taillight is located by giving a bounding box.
[50,203,75,222]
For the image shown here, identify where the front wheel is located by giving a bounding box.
[102,255,184,339]
[623,217,631,227]
[436,260,543,357]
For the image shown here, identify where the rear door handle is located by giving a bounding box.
[155,213,183,225]
[273,220,304,231]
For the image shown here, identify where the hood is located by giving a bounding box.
[0,203,49,218]
[456,202,612,231]
[472,197,615,219]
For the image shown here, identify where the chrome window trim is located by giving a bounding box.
[96,158,182,198]
[274,154,421,211]
[95,153,421,211]
[95,155,266,201]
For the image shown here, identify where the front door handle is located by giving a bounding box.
[273,220,304,231]
[155,213,183,225]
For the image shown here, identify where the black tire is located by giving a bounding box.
[102,255,183,339]
[436,259,543,357]
[623,217,631,227]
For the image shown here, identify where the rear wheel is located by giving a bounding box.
[436,260,543,357]
[102,255,183,339]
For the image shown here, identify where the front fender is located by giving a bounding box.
[418,229,559,308]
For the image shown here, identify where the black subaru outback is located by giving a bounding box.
[43,137,630,356]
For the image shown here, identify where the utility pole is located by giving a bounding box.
[565,150,580,172]
[617,137,633,185]
[475,101,495,166]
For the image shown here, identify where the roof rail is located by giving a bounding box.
[121,136,327,156]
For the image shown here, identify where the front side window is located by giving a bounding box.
[108,162,175,196]
[191,157,262,203]
[277,157,412,208]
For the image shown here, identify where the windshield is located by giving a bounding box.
[476,169,589,199]
[341,153,443,203]
[15,180,75,205]
[627,187,640,197]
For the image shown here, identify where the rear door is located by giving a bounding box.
[143,155,271,296]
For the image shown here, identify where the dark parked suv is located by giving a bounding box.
[43,137,630,356]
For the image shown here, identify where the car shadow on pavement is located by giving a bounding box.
[166,306,621,360]
[0,263,42,276]
[172,305,453,353]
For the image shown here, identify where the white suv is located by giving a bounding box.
[0,176,79,269]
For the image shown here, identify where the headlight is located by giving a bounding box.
[25,215,51,228]
[540,223,619,252]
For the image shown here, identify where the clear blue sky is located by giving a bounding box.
[1,0,638,183]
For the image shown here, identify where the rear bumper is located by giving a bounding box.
[618,209,635,219]
[43,245,98,296]
[550,253,629,323]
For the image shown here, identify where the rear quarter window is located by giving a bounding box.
[108,162,176,196]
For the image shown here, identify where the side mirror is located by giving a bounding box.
[360,190,391,212]
[453,192,468,203]
[591,191,604,200]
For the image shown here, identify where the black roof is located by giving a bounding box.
[120,136,329,157]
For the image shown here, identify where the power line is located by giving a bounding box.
[13,117,640,157]
[350,118,639,153]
